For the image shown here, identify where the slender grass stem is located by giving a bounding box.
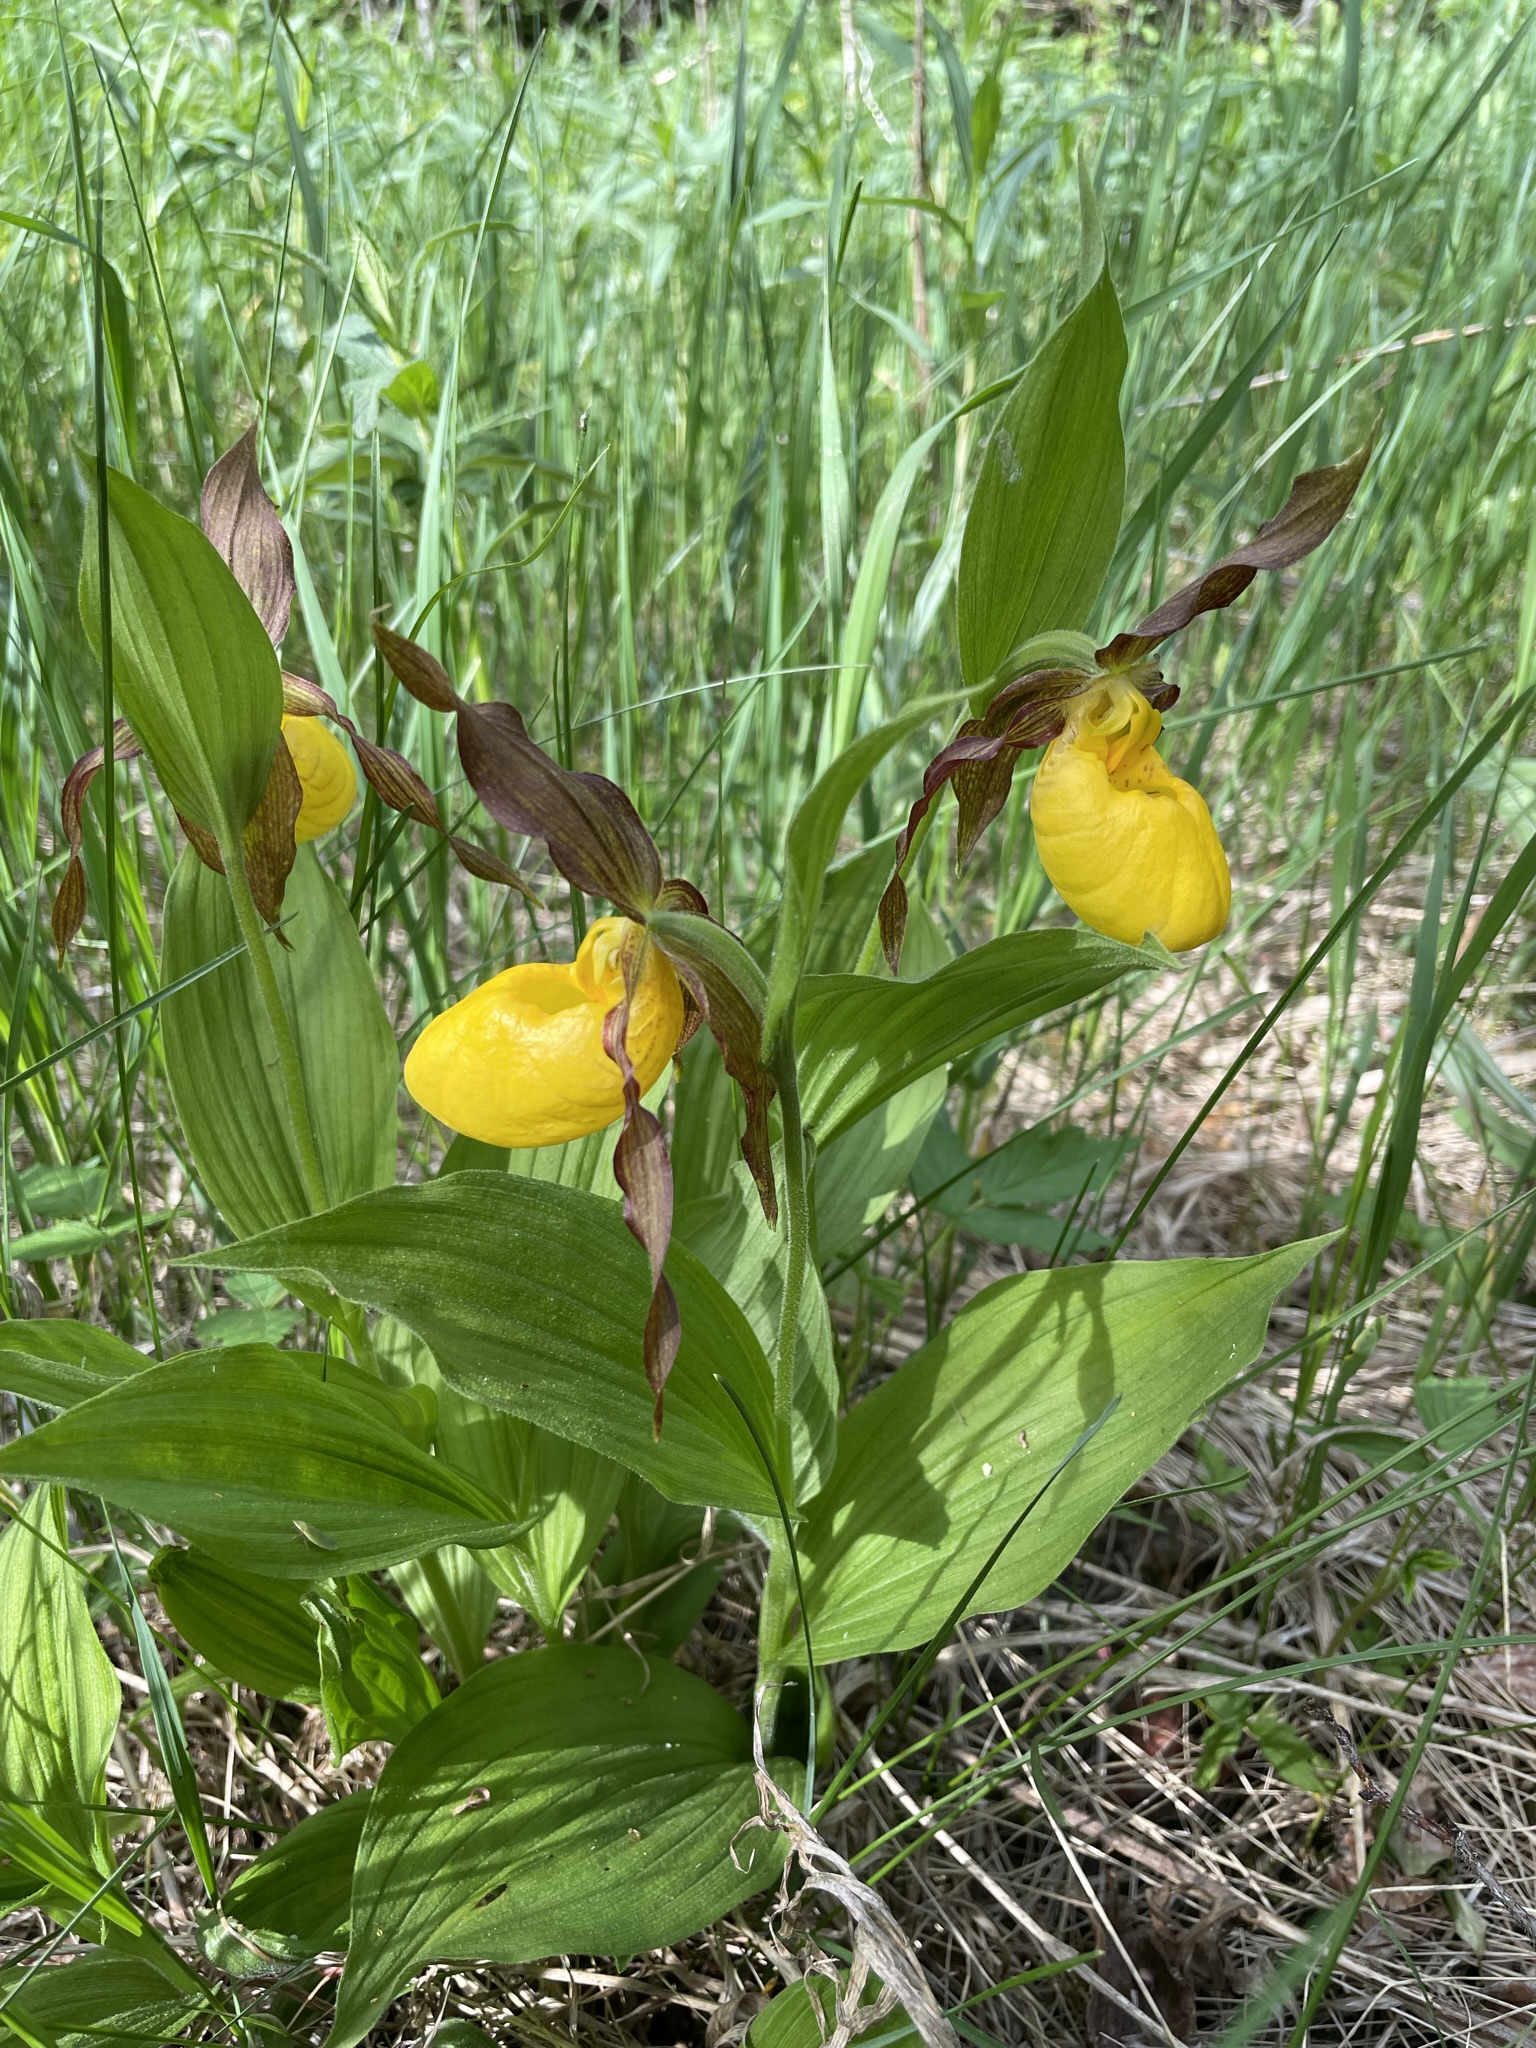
[771,1039,810,1485]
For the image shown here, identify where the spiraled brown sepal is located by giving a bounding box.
[200,425,295,647]
[281,672,533,900]
[370,622,457,714]
[176,736,304,933]
[373,623,659,913]
[647,907,779,1227]
[1097,441,1371,670]
[877,668,1092,974]
[51,720,142,962]
[603,943,681,1436]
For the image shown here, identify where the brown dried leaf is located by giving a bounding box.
[200,425,295,647]
[1098,440,1371,668]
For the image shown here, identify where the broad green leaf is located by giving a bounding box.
[813,1068,948,1262]
[79,466,280,842]
[764,702,946,1057]
[0,1352,522,1579]
[798,928,1148,1144]
[0,1321,152,1410]
[433,1093,639,1634]
[213,1175,779,1519]
[148,1548,321,1702]
[216,1793,370,1967]
[0,1488,119,1876]
[474,1422,621,1638]
[595,1477,730,1658]
[811,897,951,1261]
[0,1954,200,2048]
[956,161,1126,697]
[17,1162,110,1217]
[330,1646,784,2047]
[790,1241,1323,1660]
[391,1544,497,1683]
[1414,1376,1500,1458]
[382,1319,620,1644]
[911,1115,1124,1251]
[161,844,399,1239]
[678,1158,837,1504]
[309,1576,439,1758]
[748,1972,913,2048]
[9,1213,172,1262]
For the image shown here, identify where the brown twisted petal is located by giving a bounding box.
[50,721,141,960]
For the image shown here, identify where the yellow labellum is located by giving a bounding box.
[282,715,357,842]
[1030,680,1230,952]
[404,917,685,1148]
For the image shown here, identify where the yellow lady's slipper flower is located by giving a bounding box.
[404,916,685,1148]
[282,714,357,841]
[1030,679,1230,952]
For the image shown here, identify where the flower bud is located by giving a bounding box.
[1030,680,1229,951]
[282,716,357,841]
[404,917,684,1147]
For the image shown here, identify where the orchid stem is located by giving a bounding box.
[771,1039,810,1490]
[220,839,331,1216]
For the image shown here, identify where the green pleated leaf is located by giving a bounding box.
[161,843,399,1239]
[677,1157,837,1505]
[956,159,1126,699]
[216,1793,371,1968]
[79,466,281,843]
[0,1489,120,1881]
[329,1646,784,2047]
[790,1241,1324,1661]
[210,1175,779,1519]
[0,1953,202,2048]
[0,1353,522,1579]
[797,928,1149,1144]
[148,1547,322,1703]
[309,1575,440,1758]
[0,1320,152,1410]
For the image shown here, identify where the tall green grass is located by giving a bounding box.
[0,1,1527,1311]
[3,0,1536,2031]
[0,0,1531,1345]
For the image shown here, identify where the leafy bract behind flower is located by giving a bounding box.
[405,918,684,1149]
[1031,680,1230,951]
[52,430,523,959]
[375,622,778,1432]
[879,441,1370,970]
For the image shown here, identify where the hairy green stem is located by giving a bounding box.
[220,840,330,1215]
[771,1040,810,1487]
